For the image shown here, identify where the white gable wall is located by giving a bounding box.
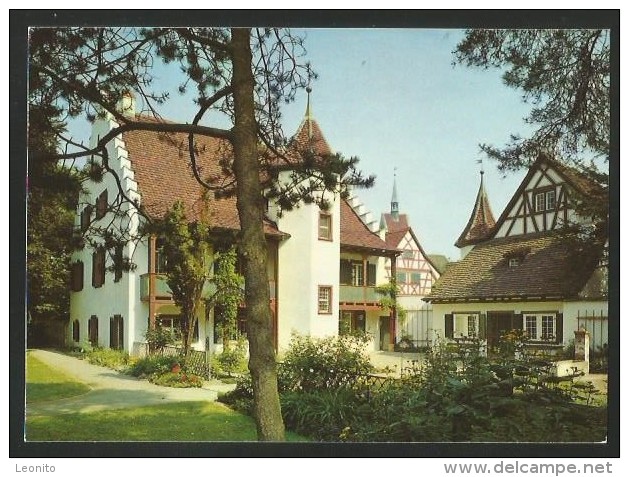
[70,117,140,350]
[495,165,583,238]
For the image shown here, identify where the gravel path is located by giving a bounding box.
[26,349,235,417]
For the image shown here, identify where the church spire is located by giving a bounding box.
[455,168,496,248]
[391,168,399,221]
[305,85,313,142]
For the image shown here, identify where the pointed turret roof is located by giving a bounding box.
[390,170,399,220]
[455,171,496,248]
[290,87,332,157]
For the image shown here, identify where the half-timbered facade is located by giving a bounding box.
[427,155,608,352]
[378,177,440,347]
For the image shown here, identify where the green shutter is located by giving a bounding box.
[479,313,487,339]
[445,314,454,339]
[367,263,376,286]
[340,260,352,285]
[513,313,523,331]
[556,313,563,344]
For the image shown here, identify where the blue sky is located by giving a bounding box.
[269,28,535,260]
[74,28,543,260]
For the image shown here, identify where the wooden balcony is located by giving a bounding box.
[140,273,276,302]
[140,273,217,302]
[339,285,380,305]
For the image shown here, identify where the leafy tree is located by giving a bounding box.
[148,201,211,358]
[27,104,81,345]
[454,29,610,269]
[209,247,244,350]
[454,29,610,171]
[29,26,374,441]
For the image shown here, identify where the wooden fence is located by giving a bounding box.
[576,310,608,351]
[132,342,210,378]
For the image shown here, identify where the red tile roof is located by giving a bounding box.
[455,173,496,248]
[290,117,333,157]
[382,213,410,247]
[121,118,284,237]
[426,231,603,303]
[382,212,441,275]
[340,200,397,255]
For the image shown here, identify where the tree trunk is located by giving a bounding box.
[230,28,285,441]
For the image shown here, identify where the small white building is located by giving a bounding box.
[69,94,399,355]
[426,155,608,352]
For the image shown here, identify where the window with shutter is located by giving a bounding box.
[71,261,84,292]
[340,260,353,285]
[80,205,93,232]
[110,315,124,350]
[351,261,364,286]
[367,263,376,286]
[444,314,454,339]
[95,189,108,219]
[114,245,123,282]
[72,320,80,342]
[92,248,105,288]
[88,315,98,345]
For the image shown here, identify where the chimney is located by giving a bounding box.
[117,90,136,119]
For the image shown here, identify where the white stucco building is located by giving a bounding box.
[69,95,400,355]
[426,156,608,352]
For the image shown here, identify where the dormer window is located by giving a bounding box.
[504,246,531,268]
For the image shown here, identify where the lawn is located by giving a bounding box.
[26,401,308,441]
[25,352,307,442]
[26,352,91,403]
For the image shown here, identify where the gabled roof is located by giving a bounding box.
[490,154,606,239]
[426,231,603,303]
[340,200,398,255]
[382,213,410,247]
[455,172,496,248]
[381,212,441,276]
[121,117,284,237]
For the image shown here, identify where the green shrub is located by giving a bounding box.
[149,371,203,388]
[145,326,177,354]
[280,388,367,441]
[85,348,129,369]
[279,333,373,392]
[217,373,254,414]
[126,355,180,378]
[212,339,248,377]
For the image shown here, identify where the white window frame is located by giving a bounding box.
[523,313,556,341]
[535,192,546,212]
[351,261,364,286]
[453,312,480,338]
[467,315,478,337]
[545,190,556,210]
[525,315,537,339]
